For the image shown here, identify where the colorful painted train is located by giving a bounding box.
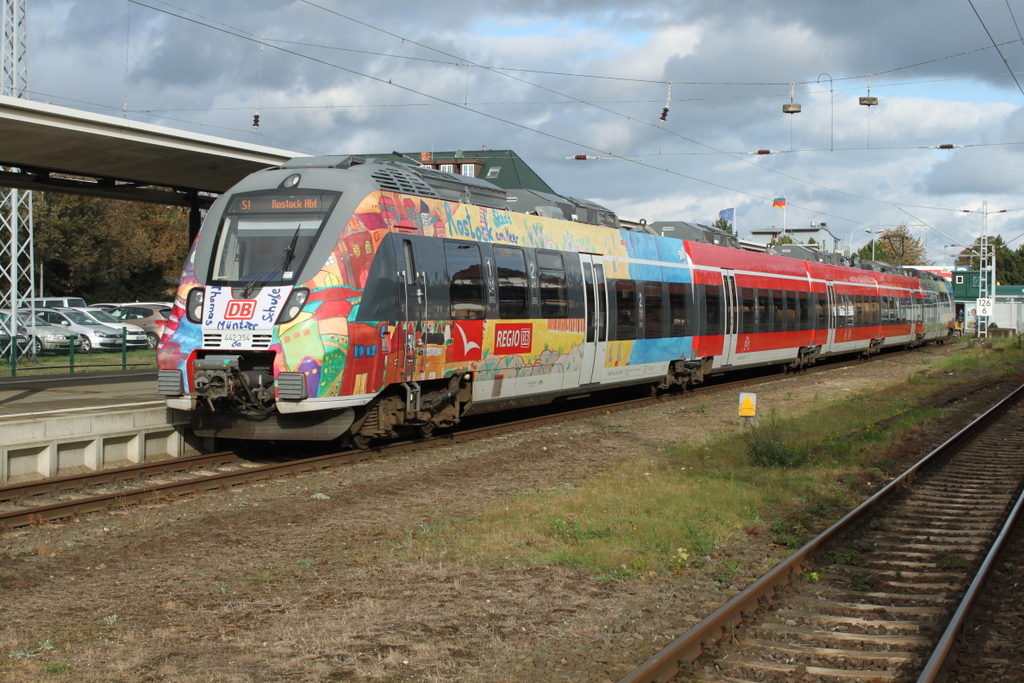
[156,156,954,444]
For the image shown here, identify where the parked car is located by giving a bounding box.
[108,304,172,350]
[19,296,88,309]
[70,307,150,349]
[0,318,29,356]
[2,309,81,354]
[34,308,144,353]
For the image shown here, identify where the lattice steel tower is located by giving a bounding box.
[2,0,35,361]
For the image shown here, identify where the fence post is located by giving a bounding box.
[68,334,76,373]
[121,327,128,370]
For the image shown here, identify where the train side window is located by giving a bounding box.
[772,290,785,331]
[798,291,809,330]
[668,283,688,336]
[785,291,797,330]
[444,241,486,320]
[704,285,722,336]
[756,289,770,333]
[494,246,528,319]
[644,282,664,339]
[740,287,755,334]
[537,251,568,318]
[614,280,637,340]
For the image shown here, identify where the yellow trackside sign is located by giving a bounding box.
[739,393,757,417]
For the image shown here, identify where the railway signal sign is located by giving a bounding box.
[739,393,758,427]
[976,298,993,318]
[739,393,757,416]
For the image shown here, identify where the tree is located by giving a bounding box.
[33,193,189,302]
[712,216,734,234]
[769,234,796,246]
[954,235,1024,285]
[859,224,926,266]
[855,242,895,264]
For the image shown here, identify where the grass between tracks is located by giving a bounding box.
[392,336,1024,581]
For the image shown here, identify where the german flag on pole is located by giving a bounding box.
[772,197,786,209]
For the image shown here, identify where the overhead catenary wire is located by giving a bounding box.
[119,0,1024,231]
[968,0,1024,99]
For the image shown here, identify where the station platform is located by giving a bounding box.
[0,371,199,485]
[0,370,161,417]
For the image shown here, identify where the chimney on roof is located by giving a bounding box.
[420,152,432,162]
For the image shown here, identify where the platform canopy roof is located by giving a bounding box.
[0,94,305,209]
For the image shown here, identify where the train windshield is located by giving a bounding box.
[211,191,339,285]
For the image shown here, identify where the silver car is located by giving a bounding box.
[69,307,150,350]
[31,307,143,353]
[3,309,81,354]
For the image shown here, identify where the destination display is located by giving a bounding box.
[229,193,332,213]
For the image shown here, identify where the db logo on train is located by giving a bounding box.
[224,300,257,320]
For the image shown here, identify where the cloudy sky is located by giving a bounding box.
[22,0,1024,262]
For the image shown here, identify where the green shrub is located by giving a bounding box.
[746,413,809,468]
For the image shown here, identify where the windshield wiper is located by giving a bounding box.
[239,224,303,299]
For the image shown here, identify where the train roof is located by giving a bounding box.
[352,149,556,193]
[648,221,740,249]
[275,155,622,229]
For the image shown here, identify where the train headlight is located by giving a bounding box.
[277,288,309,324]
[186,287,205,324]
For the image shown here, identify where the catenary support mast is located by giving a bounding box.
[1,0,34,361]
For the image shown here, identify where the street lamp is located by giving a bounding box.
[865,229,883,261]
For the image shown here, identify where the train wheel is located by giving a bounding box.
[647,383,660,397]
[415,423,435,439]
[350,433,373,450]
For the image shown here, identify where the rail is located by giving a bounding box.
[916,469,1024,682]
[618,382,1024,683]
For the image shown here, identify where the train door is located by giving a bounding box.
[397,238,424,381]
[825,282,837,350]
[720,271,738,366]
[580,254,608,385]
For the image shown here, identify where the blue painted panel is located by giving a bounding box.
[628,337,693,364]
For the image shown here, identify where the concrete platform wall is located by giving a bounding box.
[1,407,198,485]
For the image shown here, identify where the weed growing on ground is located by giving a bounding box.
[393,339,1024,581]
[827,548,863,566]
[9,639,55,659]
[745,411,809,468]
[935,552,971,570]
[548,513,612,542]
[850,571,880,589]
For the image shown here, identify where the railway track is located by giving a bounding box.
[937,485,1024,681]
[619,383,1024,683]
[0,348,910,531]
